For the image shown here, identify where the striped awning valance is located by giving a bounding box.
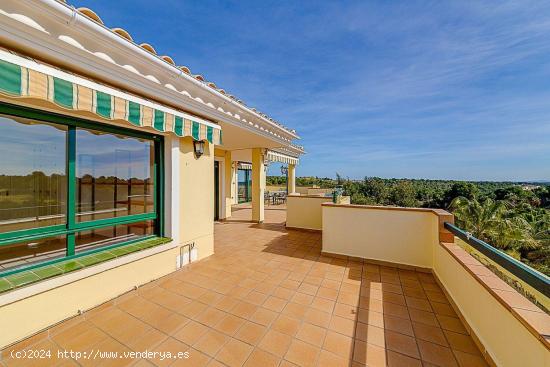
[0,49,221,144]
[238,162,252,170]
[267,150,299,165]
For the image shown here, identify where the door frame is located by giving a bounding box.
[213,156,225,220]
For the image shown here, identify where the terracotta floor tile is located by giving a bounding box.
[387,350,423,367]
[235,321,267,346]
[296,322,327,347]
[321,279,341,290]
[384,314,414,336]
[284,339,320,367]
[273,287,295,301]
[357,308,385,328]
[430,301,457,317]
[328,315,356,336]
[150,337,190,367]
[128,327,167,351]
[155,312,190,335]
[272,314,301,336]
[453,350,490,367]
[385,330,420,359]
[215,338,253,367]
[436,314,469,334]
[180,300,209,319]
[333,302,358,320]
[337,291,360,306]
[417,339,459,367]
[310,297,335,313]
[383,301,411,319]
[303,308,331,328]
[281,302,308,319]
[354,322,385,347]
[175,348,210,367]
[409,308,439,327]
[194,330,229,357]
[352,340,387,366]
[243,349,280,367]
[213,314,246,336]
[229,301,259,320]
[5,208,491,366]
[174,320,210,345]
[290,292,313,306]
[317,287,339,301]
[245,291,268,306]
[250,307,278,326]
[263,296,287,312]
[322,331,354,359]
[444,330,482,355]
[317,349,350,367]
[195,307,227,328]
[412,322,448,346]
[258,330,293,357]
[381,292,406,306]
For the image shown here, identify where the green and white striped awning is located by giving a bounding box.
[0,49,221,144]
[267,150,299,165]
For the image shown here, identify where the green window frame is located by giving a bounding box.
[0,102,165,277]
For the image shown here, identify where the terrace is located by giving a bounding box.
[3,205,533,367]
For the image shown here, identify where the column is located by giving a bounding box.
[222,150,233,219]
[288,163,296,194]
[251,148,266,222]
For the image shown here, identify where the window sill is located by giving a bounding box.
[0,237,173,300]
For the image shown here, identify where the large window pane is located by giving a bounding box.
[75,220,155,253]
[0,235,66,272]
[76,129,154,222]
[0,116,67,233]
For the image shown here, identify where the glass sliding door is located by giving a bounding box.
[237,168,252,203]
[0,105,163,276]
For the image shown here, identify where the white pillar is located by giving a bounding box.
[252,148,265,223]
[288,164,296,194]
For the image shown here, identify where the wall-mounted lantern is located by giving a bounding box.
[193,140,205,158]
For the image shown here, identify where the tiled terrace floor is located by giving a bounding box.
[1,208,487,367]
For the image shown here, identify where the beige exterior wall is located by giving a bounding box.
[286,195,333,231]
[322,205,438,269]
[306,188,333,196]
[179,137,214,260]
[433,244,549,367]
[0,245,179,349]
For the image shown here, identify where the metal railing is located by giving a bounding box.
[444,222,550,298]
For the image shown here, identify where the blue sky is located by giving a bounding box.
[72,0,550,181]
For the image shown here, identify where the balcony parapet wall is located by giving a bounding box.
[319,202,550,367]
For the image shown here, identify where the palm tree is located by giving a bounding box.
[449,197,539,258]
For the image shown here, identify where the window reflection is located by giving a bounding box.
[76,129,154,222]
[0,235,66,271]
[75,220,155,253]
[0,116,67,233]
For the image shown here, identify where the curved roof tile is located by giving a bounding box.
[161,55,176,65]
[139,43,157,55]
[77,7,104,25]
[112,28,133,42]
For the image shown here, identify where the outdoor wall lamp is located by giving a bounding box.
[193,140,205,158]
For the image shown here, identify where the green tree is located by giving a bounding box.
[362,177,389,205]
[442,182,479,208]
[389,181,418,207]
[450,197,540,259]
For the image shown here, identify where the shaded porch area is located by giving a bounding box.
[1,209,486,366]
